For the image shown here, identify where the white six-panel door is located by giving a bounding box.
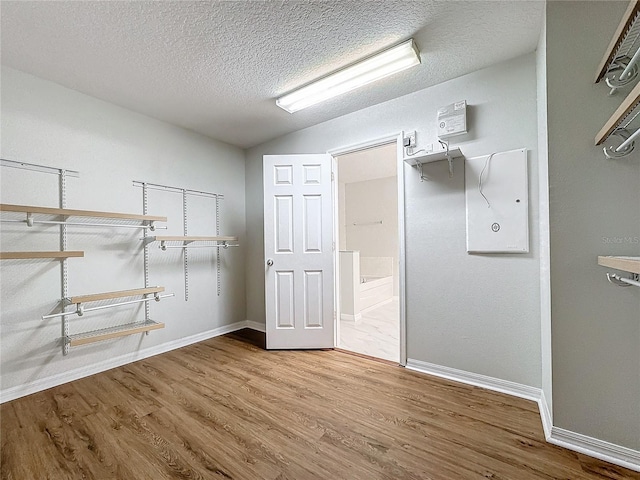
[263,154,334,349]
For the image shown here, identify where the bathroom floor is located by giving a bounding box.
[339,297,399,362]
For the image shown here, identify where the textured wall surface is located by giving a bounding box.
[0,68,246,397]
[546,1,640,449]
[1,1,543,147]
[245,53,542,388]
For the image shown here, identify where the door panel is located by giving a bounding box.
[275,271,295,328]
[264,154,334,349]
[275,196,294,253]
[304,270,323,328]
[303,195,323,252]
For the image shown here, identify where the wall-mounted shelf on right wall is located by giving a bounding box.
[595,81,640,158]
[404,147,464,179]
[598,255,640,274]
[599,255,640,288]
[594,0,640,93]
[403,147,464,166]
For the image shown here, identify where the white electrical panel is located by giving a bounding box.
[465,148,529,254]
[437,100,467,138]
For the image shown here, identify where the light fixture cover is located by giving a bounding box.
[276,39,420,113]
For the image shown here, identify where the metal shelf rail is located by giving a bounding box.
[134,181,237,299]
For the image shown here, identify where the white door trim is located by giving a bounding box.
[328,132,408,366]
[328,133,401,157]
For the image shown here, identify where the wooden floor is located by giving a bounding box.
[1,333,639,480]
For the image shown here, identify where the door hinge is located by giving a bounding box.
[331,172,335,182]
[332,241,335,251]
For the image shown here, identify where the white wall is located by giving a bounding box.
[0,67,246,399]
[546,1,640,450]
[246,53,542,388]
[343,176,399,294]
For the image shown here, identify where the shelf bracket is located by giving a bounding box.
[416,161,426,182]
[605,54,640,95]
[438,139,455,178]
[603,127,638,158]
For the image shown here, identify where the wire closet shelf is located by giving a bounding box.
[596,1,640,94]
[595,1,640,158]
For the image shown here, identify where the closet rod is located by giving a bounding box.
[618,45,640,86]
[41,293,174,320]
[160,244,240,249]
[615,125,640,151]
[1,218,167,230]
[607,273,640,287]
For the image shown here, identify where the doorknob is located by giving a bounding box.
[266,259,274,267]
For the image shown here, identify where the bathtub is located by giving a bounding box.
[360,275,393,311]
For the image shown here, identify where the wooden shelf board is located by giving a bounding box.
[69,286,165,305]
[403,148,464,166]
[0,251,84,260]
[67,320,164,347]
[595,0,640,83]
[151,235,238,242]
[598,255,640,274]
[0,203,166,222]
[595,81,640,145]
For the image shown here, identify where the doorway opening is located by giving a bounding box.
[335,142,400,363]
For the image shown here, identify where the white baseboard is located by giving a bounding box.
[0,321,248,404]
[405,358,542,402]
[245,320,266,333]
[548,427,640,472]
[340,313,362,322]
[406,358,639,472]
[538,389,553,440]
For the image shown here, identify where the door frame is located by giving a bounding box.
[328,133,407,366]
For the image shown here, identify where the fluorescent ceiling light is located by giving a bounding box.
[276,39,420,113]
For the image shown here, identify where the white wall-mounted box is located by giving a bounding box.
[437,100,467,138]
[465,148,529,253]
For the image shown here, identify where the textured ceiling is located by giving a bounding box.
[1,1,544,149]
